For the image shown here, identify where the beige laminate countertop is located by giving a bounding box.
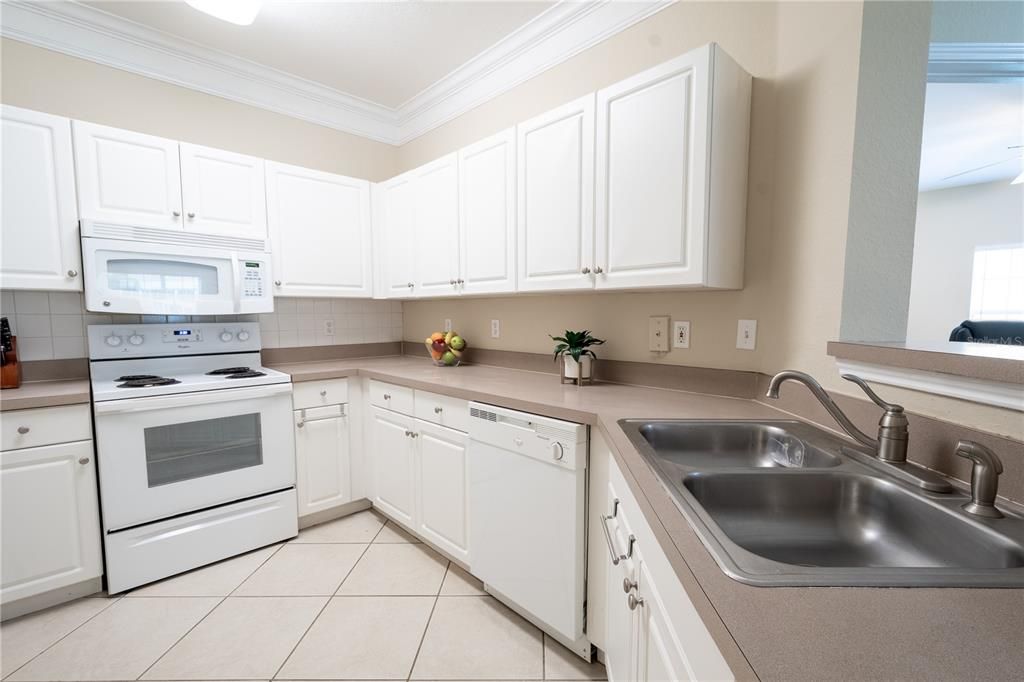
[272,356,1024,682]
[0,379,91,411]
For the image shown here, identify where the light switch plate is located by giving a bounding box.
[736,319,757,350]
[649,316,669,352]
[673,321,691,349]
[444,318,452,332]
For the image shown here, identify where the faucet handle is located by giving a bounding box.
[841,374,904,413]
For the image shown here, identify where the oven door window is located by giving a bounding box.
[106,258,220,297]
[144,413,263,487]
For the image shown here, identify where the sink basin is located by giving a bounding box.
[638,421,840,469]
[684,472,1024,570]
[619,418,1024,586]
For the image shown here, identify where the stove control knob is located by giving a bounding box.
[104,334,123,347]
[128,333,144,346]
[219,331,234,342]
[237,330,250,342]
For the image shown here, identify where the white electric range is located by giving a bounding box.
[87,322,297,593]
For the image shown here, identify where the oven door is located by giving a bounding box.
[81,236,272,316]
[93,383,295,531]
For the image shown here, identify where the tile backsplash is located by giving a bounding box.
[0,291,402,361]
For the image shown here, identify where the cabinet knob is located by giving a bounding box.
[17,426,29,434]
[450,279,457,285]
[187,211,196,219]
[623,577,638,594]
[434,406,443,414]
[383,394,391,400]
[581,267,591,275]
[411,432,418,438]
[627,593,644,611]
[404,430,413,437]
[594,266,604,274]
[457,278,464,285]
[296,421,305,428]
[320,389,327,397]
[102,300,111,307]
[78,457,90,465]
[173,210,181,217]
[274,280,282,286]
[407,282,415,288]
[67,269,78,278]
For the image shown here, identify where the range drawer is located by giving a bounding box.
[293,378,349,410]
[1,404,92,451]
[414,390,470,433]
[368,379,414,415]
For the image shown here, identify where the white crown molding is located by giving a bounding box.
[836,359,1024,412]
[0,0,673,146]
[928,42,1024,83]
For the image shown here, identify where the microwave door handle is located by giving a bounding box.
[230,254,242,313]
[93,382,291,415]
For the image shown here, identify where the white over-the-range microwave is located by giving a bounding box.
[80,220,274,315]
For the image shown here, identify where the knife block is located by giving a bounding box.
[1,336,23,389]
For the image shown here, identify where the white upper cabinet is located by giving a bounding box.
[595,44,751,290]
[413,153,460,298]
[267,162,373,298]
[72,121,183,230]
[458,128,516,295]
[376,173,417,298]
[180,143,266,240]
[516,94,596,292]
[0,106,81,291]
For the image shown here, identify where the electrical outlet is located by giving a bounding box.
[322,319,335,336]
[649,316,669,352]
[673,321,691,349]
[444,318,452,332]
[736,319,757,350]
[490,319,500,338]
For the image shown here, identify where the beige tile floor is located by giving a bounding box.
[1,510,606,682]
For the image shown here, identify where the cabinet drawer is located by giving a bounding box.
[293,378,349,410]
[414,390,469,433]
[368,380,414,415]
[1,404,92,451]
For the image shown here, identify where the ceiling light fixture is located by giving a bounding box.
[184,0,262,26]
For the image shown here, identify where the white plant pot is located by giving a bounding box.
[563,355,592,379]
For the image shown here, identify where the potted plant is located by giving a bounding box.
[551,329,605,383]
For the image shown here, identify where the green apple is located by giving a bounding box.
[449,335,466,351]
[441,350,457,366]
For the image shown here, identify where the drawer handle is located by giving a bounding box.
[628,593,644,611]
[78,457,90,465]
[600,499,626,566]
[297,405,345,428]
[434,406,443,414]
[17,426,29,434]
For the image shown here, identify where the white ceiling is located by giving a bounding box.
[84,0,554,108]
[918,81,1024,192]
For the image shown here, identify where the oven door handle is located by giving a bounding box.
[94,382,292,415]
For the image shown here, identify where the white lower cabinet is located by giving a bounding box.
[294,404,351,518]
[1,437,102,606]
[370,406,417,525]
[415,420,469,563]
[592,430,733,682]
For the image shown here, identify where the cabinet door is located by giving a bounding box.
[517,94,596,292]
[595,48,710,289]
[267,162,373,297]
[376,174,416,298]
[413,154,460,297]
[180,143,267,240]
[458,129,516,295]
[1,441,102,604]
[0,106,81,291]
[72,120,183,230]
[636,558,691,682]
[294,407,351,518]
[415,420,469,563]
[603,492,639,682]
[370,407,415,525]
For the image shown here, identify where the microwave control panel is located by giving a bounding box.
[242,261,265,298]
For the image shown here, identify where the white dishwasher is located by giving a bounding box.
[468,402,590,660]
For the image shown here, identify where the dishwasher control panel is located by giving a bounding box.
[468,403,588,470]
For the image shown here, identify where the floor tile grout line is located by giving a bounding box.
[0,594,124,681]
[404,560,450,682]
[269,537,377,681]
[134,542,286,681]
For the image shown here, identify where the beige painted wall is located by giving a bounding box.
[0,38,397,181]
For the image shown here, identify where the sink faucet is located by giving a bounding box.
[765,370,909,462]
[956,440,1004,519]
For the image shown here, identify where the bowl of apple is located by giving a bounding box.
[424,331,467,367]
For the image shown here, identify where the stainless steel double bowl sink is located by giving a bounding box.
[619,419,1024,587]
